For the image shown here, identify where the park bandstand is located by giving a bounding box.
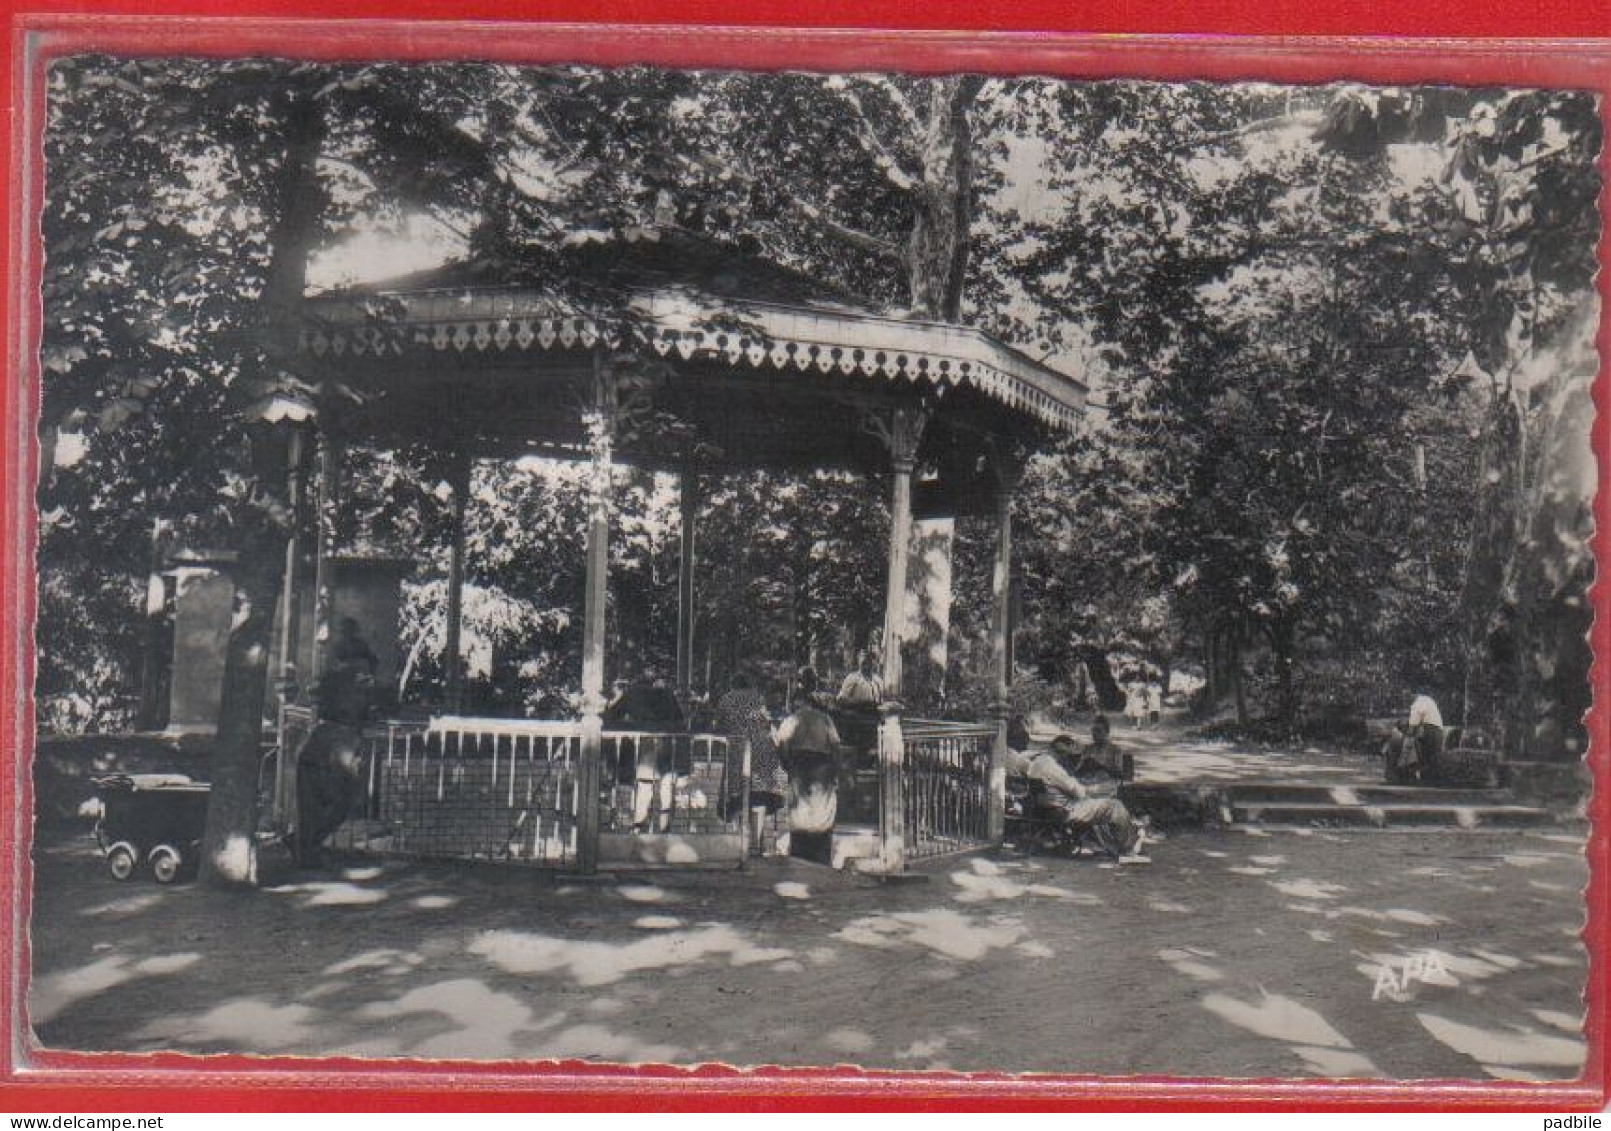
[257,234,1087,875]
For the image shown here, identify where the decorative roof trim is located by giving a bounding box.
[298,286,1085,432]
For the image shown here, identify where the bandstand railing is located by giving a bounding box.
[275,714,746,869]
[332,718,584,865]
[897,718,997,861]
[597,730,746,836]
[270,708,995,872]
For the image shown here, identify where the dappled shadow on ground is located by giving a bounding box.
[1127,723,1381,786]
[27,822,1588,1079]
[1027,713,1382,787]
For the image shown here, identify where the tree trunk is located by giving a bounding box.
[1084,648,1123,712]
[1456,390,1524,735]
[135,518,173,731]
[199,83,326,888]
[1229,630,1248,727]
[1271,621,1297,732]
[260,91,329,315]
[906,76,984,320]
[792,534,813,671]
[1501,369,1595,762]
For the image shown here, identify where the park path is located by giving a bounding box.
[28,814,1586,1082]
[1030,711,1383,787]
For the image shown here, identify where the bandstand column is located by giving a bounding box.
[443,449,472,711]
[308,432,343,685]
[675,469,699,704]
[988,452,1023,844]
[577,359,617,874]
[275,428,306,698]
[880,408,927,695]
[875,404,927,874]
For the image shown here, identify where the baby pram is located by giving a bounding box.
[90,774,210,883]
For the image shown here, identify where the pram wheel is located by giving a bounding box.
[148,844,183,884]
[106,841,138,881]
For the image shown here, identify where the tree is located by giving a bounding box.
[640,71,991,320]
[40,57,665,883]
[1001,80,1576,734]
[43,58,335,883]
[1315,86,1601,754]
[48,57,1594,846]
[691,470,887,700]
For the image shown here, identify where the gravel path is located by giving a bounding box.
[28,821,1588,1081]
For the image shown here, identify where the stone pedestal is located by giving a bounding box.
[265,554,412,708]
[166,566,235,734]
[327,556,411,695]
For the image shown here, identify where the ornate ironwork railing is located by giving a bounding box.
[899,719,997,861]
[598,730,746,836]
[271,708,1000,872]
[292,716,747,868]
[328,718,582,866]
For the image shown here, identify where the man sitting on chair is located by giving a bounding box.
[1031,734,1147,857]
[1387,691,1446,784]
[1023,733,1146,861]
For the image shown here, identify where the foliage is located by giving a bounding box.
[36,60,1600,795]
[1002,81,1598,737]
[1315,86,1601,754]
[692,470,888,705]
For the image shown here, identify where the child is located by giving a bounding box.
[1124,681,1147,729]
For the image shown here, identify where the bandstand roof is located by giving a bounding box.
[284,232,1086,505]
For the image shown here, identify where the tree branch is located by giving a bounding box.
[854,76,925,137]
[826,79,920,192]
[787,197,903,259]
[422,206,475,242]
[675,144,903,261]
[315,153,377,190]
[1174,108,1327,153]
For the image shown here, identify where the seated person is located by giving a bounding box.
[1072,713,1130,783]
[317,617,379,727]
[1026,733,1147,860]
[603,671,685,729]
[1006,713,1032,756]
[832,649,886,769]
[1385,692,1446,783]
[835,649,885,709]
[332,616,378,678]
[603,669,686,833]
